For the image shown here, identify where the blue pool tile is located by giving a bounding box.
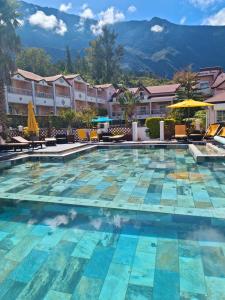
[153,270,180,300]
[84,246,114,279]
[113,235,138,265]
[9,249,48,283]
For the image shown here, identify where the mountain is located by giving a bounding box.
[17,1,225,78]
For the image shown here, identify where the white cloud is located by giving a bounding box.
[151,24,164,32]
[80,7,94,19]
[17,19,25,26]
[81,3,88,10]
[59,2,72,12]
[189,0,221,9]
[91,6,125,35]
[128,5,137,13]
[203,8,225,25]
[180,16,187,24]
[29,10,67,35]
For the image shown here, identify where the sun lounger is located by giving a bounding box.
[0,137,29,152]
[90,130,99,142]
[214,127,225,145]
[175,125,188,141]
[45,138,57,146]
[12,136,46,148]
[77,129,87,142]
[204,124,220,139]
[107,134,125,142]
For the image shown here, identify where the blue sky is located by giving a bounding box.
[25,0,225,25]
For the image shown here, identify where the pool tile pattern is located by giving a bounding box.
[1,148,225,214]
[0,201,224,299]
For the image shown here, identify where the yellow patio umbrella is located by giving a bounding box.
[167,99,214,109]
[167,99,214,122]
[27,101,39,135]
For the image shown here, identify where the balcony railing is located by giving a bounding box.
[7,86,32,96]
[56,93,70,98]
[151,109,167,115]
[36,91,53,99]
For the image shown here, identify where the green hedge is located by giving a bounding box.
[145,117,176,139]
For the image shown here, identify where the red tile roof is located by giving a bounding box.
[146,84,180,94]
[95,84,113,89]
[211,73,225,88]
[205,92,225,103]
[16,69,43,82]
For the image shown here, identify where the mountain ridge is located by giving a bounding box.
[17,1,225,78]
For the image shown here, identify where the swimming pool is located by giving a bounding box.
[0,200,224,299]
[0,147,225,212]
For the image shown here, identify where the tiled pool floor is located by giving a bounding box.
[1,148,225,215]
[0,201,224,300]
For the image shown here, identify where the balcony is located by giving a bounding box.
[56,92,70,98]
[151,109,167,116]
[7,86,32,96]
[36,91,53,99]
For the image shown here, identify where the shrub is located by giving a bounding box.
[145,117,162,138]
[145,117,176,139]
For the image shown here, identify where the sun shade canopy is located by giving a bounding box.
[92,117,113,123]
[167,99,214,109]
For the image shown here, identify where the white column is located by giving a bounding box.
[72,81,76,112]
[149,101,152,116]
[53,82,57,115]
[132,122,138,142]
[160,121,165,141]
[4,84,9,114]
[85,84,88,107]
[31,81,36,113]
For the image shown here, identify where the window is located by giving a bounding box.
[217,110,225,122]
[200,81,209,90]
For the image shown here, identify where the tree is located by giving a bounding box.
[16,48,53,76]
[170,70,205,121]
[118,91,139,125]
[65,46,74,74]
[86,27,124,84]
[78,107,97,128]
[174,70,204,101]
[0,0,20,130]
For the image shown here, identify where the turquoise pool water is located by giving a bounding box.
[0,200,224,299]
[0,147,225,210]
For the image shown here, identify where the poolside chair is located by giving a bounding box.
[204,124,220,139]
[77,129,87,142]
[90,130,99,142]
[217,127,225,138]
[12,136,46,149]
[175,125,188,141]
[0,136,29,152]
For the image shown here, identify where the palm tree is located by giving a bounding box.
[0,0,20,130]
[118,91,139,126]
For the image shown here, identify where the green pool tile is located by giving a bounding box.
[5,235,41,262]
[44,290,72,300]
[125,284,153,300]
[156,240,179,273]
[98,263,131,300]
[0,259,18,283]
[52,257,87,294]
[71,231,103,259]
[201,246,225,277]
[180,256,206,295]
[72,276,103,300]
[129,251,156,287]
[0,279,26,300]
[16,266,58,300]
[45,240,76,271]
[136,236,157,254]
[205,276,225,300]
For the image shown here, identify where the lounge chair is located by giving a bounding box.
[77,129,87,142]
[90,130,99,142]
[175,125,188,141]
[204,124,220,139]
[0,137,29,152]
[12,136,46,148]
[214,127,225,145]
